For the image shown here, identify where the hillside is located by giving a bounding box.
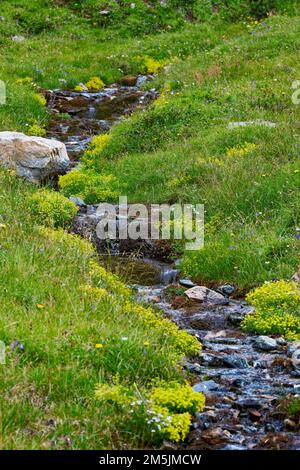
[1,0,300,452]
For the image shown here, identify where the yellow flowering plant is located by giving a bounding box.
[226,142,258,158]
[243,280,300,339]
[28,189,78,228]
[95,380,205,443]
[85,76,105,91]
[27,123,46,137]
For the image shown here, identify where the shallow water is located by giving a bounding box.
[136,281,300,450]
[47,77,300,450]
[45,76,157,160]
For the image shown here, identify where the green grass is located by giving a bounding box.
[72,14,300,290]
[0,168,200,449]
[1,0,300,449]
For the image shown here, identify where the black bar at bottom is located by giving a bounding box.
[0,450,298,468]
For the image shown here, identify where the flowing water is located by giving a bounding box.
[133,265,300,450]
[47,80,300,450]
[45,75,157,161]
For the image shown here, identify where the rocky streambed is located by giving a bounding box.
[72,202,300,449]
[44,75,157,161]
[136,280,300,450]
[46,76,299,450]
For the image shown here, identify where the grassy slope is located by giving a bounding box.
[0,1,209,449]
[80,15,300,291]
[0,168,200,449]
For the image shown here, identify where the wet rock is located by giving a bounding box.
[183,361,201,373]
[201,427,232,446]
[217,285,235,296]
[236,398,262,410]
[69,196,86,207]
[222,355,249,369]
[119,75,137,87]
[231,378,244,387]
[189,314,212,330]
[248,409,261,422]
[284,418,297,430]
[228,311,245,326]
[194,416,210,431]
[205,336,240,345]
[0,131,69,183]
[193,380,220,393]
[199,353,224,367]
[276,337,287,346]
[265,423,276,432]
[179,279,196,288]
[253,335,278,351]
[287,342,300,357]
[161,441,178,450]
[185,286,228,305]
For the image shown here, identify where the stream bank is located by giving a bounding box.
[46,79,300,450]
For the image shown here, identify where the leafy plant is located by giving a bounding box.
[28,189,78,227]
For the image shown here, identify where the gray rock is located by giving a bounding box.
[136,76,148,87]
[12,35,26,43]
[185,286,228,305]
[0,131,69,183]
[228,311,245,326]
[199,353,224,367]
[189,312,228,330]
[228,120,276,129]
[276,337,287,346]
[184,362,201,373]
[193,380,220,393]
[189,314,212,330]
[253,335,277,351]
[69,196,86,207]
[179,279,196,288]
[222,355,249,369]
[235,398,262,410]
[287,342,300,357]
[218,284,235,296]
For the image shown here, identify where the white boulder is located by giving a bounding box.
[0,132,69,183]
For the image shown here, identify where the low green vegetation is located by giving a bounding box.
[28,189,78,228]
[95,380,205,443]
[62,13,300,290]
[242,280,300,339]
[286,397,300,418]
[0,166,202,448]
[1,0,300,449]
